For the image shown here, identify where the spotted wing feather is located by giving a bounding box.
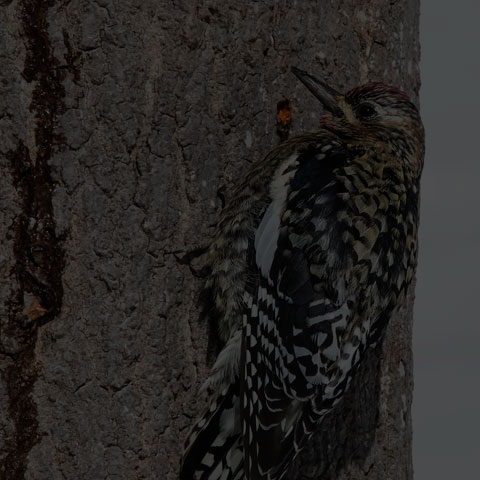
[241,141,369,479]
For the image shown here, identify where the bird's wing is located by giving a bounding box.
[181,135,390,480]
[241,138,371,479]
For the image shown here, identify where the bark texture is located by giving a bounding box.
[0,1,420,479]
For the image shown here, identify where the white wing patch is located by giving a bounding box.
[255,202,280,281]
[255,154,299,283]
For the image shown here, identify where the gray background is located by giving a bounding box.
[414,1,480,478]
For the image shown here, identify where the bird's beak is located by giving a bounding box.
[291,67,344,117]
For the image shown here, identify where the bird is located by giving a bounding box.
[180,67,424,480]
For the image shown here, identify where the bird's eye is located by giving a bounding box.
[356,104,377,119]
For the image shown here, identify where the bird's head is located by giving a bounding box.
[292,67,424,177]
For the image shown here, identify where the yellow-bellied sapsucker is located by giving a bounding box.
[180,67,424,480]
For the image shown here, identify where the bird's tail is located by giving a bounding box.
[180,382,244,480]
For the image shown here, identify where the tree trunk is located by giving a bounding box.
[0,1,420,479]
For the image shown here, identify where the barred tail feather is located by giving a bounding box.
[180,382,244,480]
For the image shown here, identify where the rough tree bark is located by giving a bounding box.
[0,1,420,479]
